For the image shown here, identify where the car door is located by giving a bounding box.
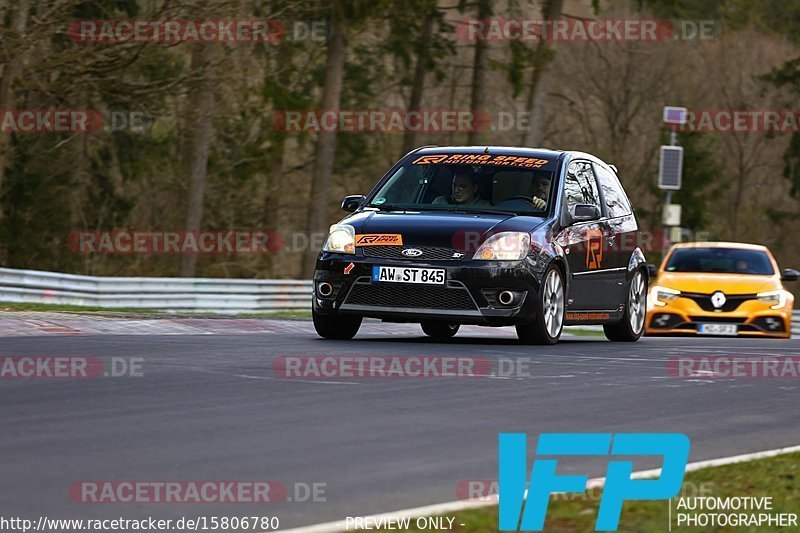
[593,162,637,305]
[559,160,617,311]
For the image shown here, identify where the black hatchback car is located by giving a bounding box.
[312,146,648,344]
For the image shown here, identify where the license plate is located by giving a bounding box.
[698,323,738,336]
[372,265,445,285]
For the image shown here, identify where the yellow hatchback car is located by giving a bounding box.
[646,242,798,338]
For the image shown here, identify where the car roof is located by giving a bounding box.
[671,241,769,251]
[413,145,565,160]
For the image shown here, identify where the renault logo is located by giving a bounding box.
[402,248,423,257]
[711,291,726,309]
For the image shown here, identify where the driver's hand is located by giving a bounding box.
[531,196,546,209]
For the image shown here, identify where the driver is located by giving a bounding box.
[530,176,551,209]
[433,172,490,207]
[735,259,750,273]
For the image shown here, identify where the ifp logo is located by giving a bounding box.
[498,433,690,531]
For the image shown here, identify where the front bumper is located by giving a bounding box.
[312,252,545,325]
[645,297,792,338]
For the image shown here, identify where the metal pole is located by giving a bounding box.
[663,130,677,252]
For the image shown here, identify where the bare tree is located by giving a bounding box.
[401,13,436,156]
[520,0,563,147]
[180,45,217,277]
[0,0,30,258]
[302,0,347,277]
[467,0,491,145]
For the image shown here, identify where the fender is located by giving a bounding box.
[627,247,648,281]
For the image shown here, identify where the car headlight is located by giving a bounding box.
[474,232,531,261]
[651,285,680,306]
[757,290,789,309]
[322,224,355,254]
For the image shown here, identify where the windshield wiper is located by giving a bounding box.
[444,206,518,217]
[368,204,519,216]
[367,204,405,211]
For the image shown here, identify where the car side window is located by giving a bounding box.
[594,163,632,218]
[564,161,600,214]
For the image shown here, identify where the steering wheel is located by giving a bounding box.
[506,195,536,205]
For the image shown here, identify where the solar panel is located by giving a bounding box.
[663,106,687,125]
[659,146,683,190]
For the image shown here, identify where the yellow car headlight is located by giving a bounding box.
[651,285,681,306]
[757,290,789,310]
[322,224,355,254]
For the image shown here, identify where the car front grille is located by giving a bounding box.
[344,280,477,310]
[361,246,467,261]
[688,316,747,323]
[683,293,756,312]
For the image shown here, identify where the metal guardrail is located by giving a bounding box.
[0,267,311,314]
[0,267,798,329]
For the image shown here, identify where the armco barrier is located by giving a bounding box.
[0,268,798,327]
[0,267,311,314]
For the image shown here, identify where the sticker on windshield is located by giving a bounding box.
[412,154,549,168]
[373,197,387,205]
[355,234,403,246]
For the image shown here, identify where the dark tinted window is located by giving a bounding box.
[564,161,600,212]
[665,248,774,275]
[367,160,554,215]
[594,163,631,217]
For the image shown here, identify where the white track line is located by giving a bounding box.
[277,443,800,533]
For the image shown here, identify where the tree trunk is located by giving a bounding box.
[520,0,563,147]
[467,0,491,145]
[180,45,216,277]
[0,0,30,263]
[301,0,347,278]
[401,13,436,156]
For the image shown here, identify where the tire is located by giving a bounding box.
[312,309,362,340]
[516,265,565,345]
[604,269,646,342]
[420,321,460,339]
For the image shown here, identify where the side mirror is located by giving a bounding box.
[781,268,800,282]
[571,203,600,223]
[646,263,657,278]
[341,194,365,212]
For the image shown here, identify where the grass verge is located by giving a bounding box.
[0,302,312,318]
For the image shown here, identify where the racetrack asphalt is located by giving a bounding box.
[1,316,798,530]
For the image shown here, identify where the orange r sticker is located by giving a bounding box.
[355,234,403,246]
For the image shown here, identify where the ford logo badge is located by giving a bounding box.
[402,248,423,257]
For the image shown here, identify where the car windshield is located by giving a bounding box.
[367,154,555,215]
[665,248,775,275]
